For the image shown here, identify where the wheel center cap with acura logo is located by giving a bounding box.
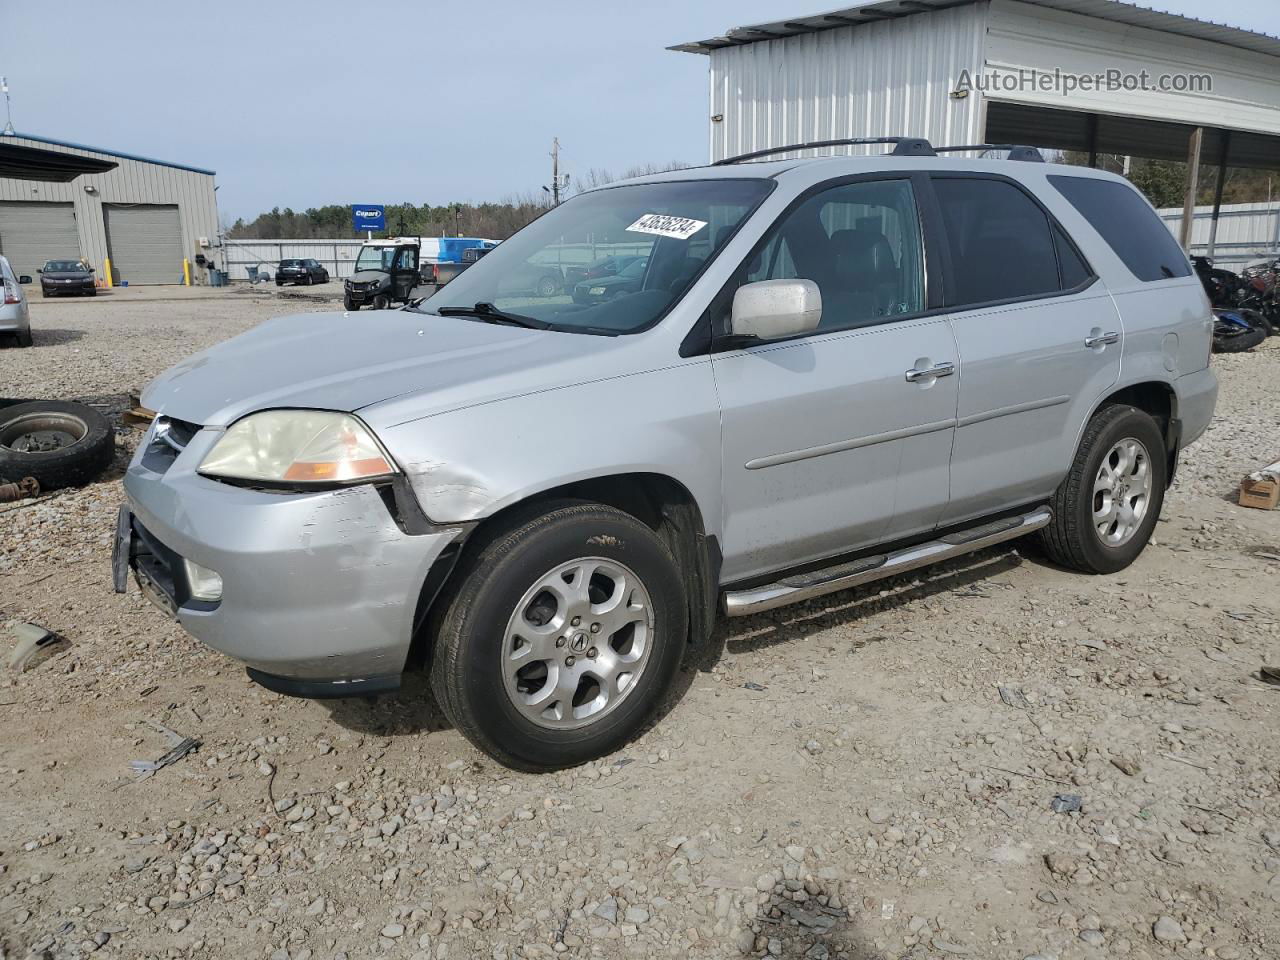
[570,632,589,653]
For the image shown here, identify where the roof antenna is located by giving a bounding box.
[1,77,14,136]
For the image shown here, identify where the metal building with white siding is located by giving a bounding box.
[672,0,1280,250]
[0,132,218,285]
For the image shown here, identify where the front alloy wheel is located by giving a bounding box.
[502,557,654,730]
[430,501,688,771]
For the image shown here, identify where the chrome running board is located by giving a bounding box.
[722,506,1052,617]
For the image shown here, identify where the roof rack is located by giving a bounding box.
[713,137,936,165]
[932,143,1046,162]
[713,137,1048,166]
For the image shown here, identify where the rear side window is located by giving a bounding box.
[1049,175,1191,282]
[932,178,1063,306]
[1053,225,1091,288]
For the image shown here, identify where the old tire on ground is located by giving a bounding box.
[343,293,359,311]
[0,400,115,490]
[1040,404,1166,575]
[430,501,688,772]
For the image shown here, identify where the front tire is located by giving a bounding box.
[430,502,688,771]
[1040,405,1166,574]
[343,293,359,311]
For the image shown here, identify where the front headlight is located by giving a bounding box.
[199,410,396,486]
[589,286,606,295]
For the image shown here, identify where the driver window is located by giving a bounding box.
[740,179,925,332]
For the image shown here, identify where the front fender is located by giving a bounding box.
[374,360,725,541]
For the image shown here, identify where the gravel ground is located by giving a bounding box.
[2,291,1279,960]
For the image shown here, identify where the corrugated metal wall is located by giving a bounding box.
[222,239,366,282]
[0,135,218,284]
[1158,201,1280,268]
[985,0,1280,140]
[706,3,987,162]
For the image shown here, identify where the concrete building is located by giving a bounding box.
[0,132,218,284]
[672,0,1280,252]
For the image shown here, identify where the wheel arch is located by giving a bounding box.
[406,471,720,673]
[1085,380,1179,485]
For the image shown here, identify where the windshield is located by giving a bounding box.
[44,260,84,272]
[354,247,396,273]
[280,259,303,267]
[420,179,771,334]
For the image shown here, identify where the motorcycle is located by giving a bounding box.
[1194,255,1274,351]
[1212,308,1268,353]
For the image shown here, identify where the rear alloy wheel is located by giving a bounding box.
[536,275,558,298]
[430,502,687,771]
[0,400,115,490]
[1040,404,1166,574]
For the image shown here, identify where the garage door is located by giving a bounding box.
[0,201,81,279]
[105,204,182,285]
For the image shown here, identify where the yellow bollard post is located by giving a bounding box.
[103,258,113,288]
[183,258,191,286]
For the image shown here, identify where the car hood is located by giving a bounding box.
[141,309,624,429]
[347,270,388,283]
[44,271,92,280]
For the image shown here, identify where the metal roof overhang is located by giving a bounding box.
[670,0,1280,60]
[0,141,119,181]
[985,102,1280,171]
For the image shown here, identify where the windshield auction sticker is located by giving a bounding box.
[626,214,708,241]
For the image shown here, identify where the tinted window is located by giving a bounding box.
[743,178,925,330]
[1053,225,1092,288]
[933,178,1060,306]
[1049,175,1191,282]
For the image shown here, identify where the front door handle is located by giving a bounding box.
[905,361,955,383]
[1085,331,1120,348]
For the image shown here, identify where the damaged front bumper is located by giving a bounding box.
[116,426,463,695]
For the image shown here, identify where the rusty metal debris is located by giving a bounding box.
[0,476,39,503]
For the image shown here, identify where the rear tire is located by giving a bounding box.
[1040,404,1166,574]
[16,329,33,347]
[430,501,688,771]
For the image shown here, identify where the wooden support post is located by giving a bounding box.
[1086,114,1100,168]
[1179,126,1204,252]
[1206,130,1231,258]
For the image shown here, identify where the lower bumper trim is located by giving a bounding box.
[246,667,401,699]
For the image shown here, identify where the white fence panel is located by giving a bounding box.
[223,239,365,282]
[1158,201,1280,268]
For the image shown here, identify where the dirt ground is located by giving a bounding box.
[2,287,1278,960]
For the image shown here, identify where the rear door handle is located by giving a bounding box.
[1085,331,1120,348]
[905,361,955,383]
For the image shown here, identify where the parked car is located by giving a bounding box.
[495,262,566,298]
[0,255,33,346]
[275,259,329,286]
[39,259,96,297]
[563,254,641,288]
[572,256,648,304]
[118,139,1216,771]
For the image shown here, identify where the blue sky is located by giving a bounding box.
[2,0,1274,221]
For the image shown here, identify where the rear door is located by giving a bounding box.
[930,174,1121,526]
[711,176,959,583]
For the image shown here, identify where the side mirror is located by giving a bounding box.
[18,275,32,284]
[730,279,822,340]
[88,266,95,273]
[36,268,43,274]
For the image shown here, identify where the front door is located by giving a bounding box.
[390,244,420,302]
[711,177,959,584]
[928,175,1122,525]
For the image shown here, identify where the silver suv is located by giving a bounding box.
[117,139,1217,771]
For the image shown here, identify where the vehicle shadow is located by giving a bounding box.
[322,671,454,738]
[30,328,87,346]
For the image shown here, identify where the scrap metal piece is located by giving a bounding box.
[998,685,1032,709]
[0,476,39,503]
[7,622,65,672]
[1051,793,1084,813]
[129,718,201,781]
